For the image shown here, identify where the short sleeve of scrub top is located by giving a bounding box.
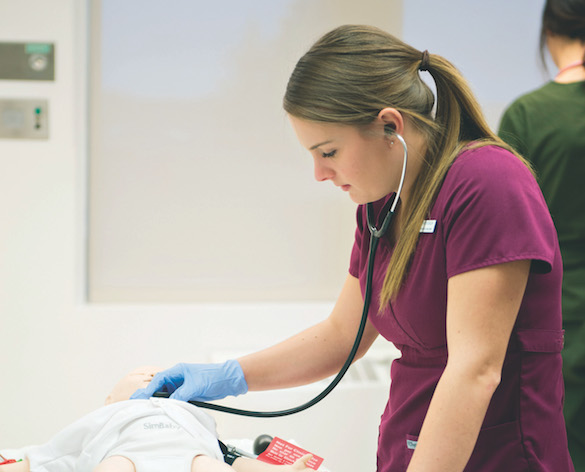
[440,145,556,277]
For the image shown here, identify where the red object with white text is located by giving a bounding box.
[257,437,324,470]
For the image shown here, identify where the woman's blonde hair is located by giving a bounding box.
[283,25,529,308]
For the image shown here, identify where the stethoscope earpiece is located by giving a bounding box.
[384,124,395,136]
[368,132,408,234]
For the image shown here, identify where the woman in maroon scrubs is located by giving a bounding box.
[135,25,574,471]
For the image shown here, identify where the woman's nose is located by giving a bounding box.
[314,159,334,182]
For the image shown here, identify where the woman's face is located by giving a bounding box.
[289,116,404,204]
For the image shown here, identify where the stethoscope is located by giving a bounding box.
[157,133,408,418]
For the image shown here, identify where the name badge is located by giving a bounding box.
[420,219,436,233]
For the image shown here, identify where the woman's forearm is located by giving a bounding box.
[238,316,377,391]
[407,261,531,471]
[406,364,499,472]
[238,275,379,391]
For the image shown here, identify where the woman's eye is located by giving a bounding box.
[321,150,337,158]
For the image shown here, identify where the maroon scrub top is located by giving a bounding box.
[349,146,574,471]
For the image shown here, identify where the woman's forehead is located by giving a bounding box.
[288,116,357,149]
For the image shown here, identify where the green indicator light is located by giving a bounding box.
[26,43,52,55]
[35,108,42,114]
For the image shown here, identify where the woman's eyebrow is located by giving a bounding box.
[310,140,333,150]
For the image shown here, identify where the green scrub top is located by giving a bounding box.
[499,80,585,470]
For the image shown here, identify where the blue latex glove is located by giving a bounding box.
[130,359,248,402]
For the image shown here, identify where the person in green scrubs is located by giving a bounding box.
[499,1,585,469]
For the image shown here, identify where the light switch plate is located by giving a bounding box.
[0,42,55,81]
[0,99,49,140]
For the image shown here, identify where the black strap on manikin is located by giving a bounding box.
[218,440,240,465]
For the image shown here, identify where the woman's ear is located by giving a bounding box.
[377,108,404,137]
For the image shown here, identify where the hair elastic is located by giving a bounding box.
[419,50,430,72]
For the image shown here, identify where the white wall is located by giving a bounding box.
[0,0,309,442]
[403,0,547,130]
[0,3,396,470]
[88,0,392,304]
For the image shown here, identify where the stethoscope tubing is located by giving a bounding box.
[158,133,408,417]
[173,233,382,418]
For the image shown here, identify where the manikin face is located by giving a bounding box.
[289,115,404,205]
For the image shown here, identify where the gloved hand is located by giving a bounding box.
[130,359,248,402]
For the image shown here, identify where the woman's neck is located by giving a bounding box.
[547,34,585,83]
[555,59,585,83]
